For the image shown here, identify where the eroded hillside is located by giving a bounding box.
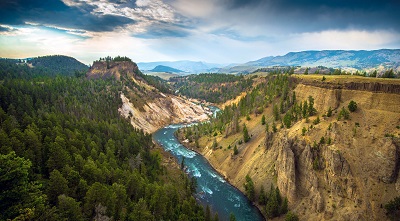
[87,59,210,133]
[178,74,400,220]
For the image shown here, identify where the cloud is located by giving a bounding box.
[0,0,136,33]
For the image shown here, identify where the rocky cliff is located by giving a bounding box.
[87,60,210,133]
[188,76,400,220]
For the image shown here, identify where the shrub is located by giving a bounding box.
[338,107,350,120]
[285,211,299,221]
[348,100,357,112]
[385,196,400,221]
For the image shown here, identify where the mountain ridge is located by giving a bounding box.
[220,49,400,73]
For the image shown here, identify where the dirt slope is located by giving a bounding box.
[87,60,210,133]
[188,75,400,220]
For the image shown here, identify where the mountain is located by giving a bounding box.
[138,60,224,74]
[0,55,88,79]
[150,65,184,73]
[221,49,400,73]
[87,59,211,133]
[27,55,88,75]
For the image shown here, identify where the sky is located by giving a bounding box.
[0,0,399,65]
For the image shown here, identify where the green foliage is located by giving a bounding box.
[58,195,84,221]
[244,175,255,201]
[172,73,253,103]
[319,136,325,145]
[308,96,316,116]
[0,152,46,220]
[381,69,396,78]
[283,112,292,128]
[384,196,400,221]
[243,124,250,143]
[261,115,266,125]
[246,114,251,121]
[229,213,237,221]
[233,145,239,155]
[313,116,320,125]
[259,185,267,205]
[214,212,219,221]
[0,74,205,220]
[338,107,350,120]
[327,107,332,117]
[285,211,299,221]
[273,104,280,121]
[265,185,287,219]
[272,122,277,133]
[313,157,320,170]
[302,127,307,136]
[348,100,357,112]
[205,205,211,221]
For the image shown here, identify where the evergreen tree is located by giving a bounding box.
[233,145,238,155]
[244,175,255,201]
[261,115,266,125]
[229,213,236,221]
[327,107,332,117]
[259,185,267,205]
[348,100,357,112]
[214,212,219,221]
[273,104,280,121]
[243,124,250,143]
[205,205,211,221]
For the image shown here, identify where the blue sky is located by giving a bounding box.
[0,0,399,64]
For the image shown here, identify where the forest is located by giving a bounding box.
[0,61,208,220]
[171,73,254,103]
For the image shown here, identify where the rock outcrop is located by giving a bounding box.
[87,60,210,133]
[119,93,209,134]
[191,76,400,220]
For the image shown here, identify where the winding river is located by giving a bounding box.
[153,109,264,221]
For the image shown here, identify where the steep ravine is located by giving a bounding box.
[187,79,400,220]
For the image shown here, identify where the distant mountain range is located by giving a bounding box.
[139,49,400,75]
[220,49,400,73]
[138,60,224,74]
[150,65,184,73]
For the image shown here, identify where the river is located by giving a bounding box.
[153,109,265,221]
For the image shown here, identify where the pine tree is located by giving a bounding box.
[243,124,250,143]
[261,115,266,125]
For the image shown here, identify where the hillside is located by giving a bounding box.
[150,65,184,73]
[87,58,210,133]
[27,55,88,75]
[221,49,400,74]
[0,70,207,220]
[177,74,400,220]
[0,55,88,79]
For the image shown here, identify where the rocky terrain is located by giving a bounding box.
[183,75,400,220]
[87,60,210,133]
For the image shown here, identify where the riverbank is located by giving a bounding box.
[153,124,265,221]
[175,132,267,221]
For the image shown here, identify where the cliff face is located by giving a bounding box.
[192,77,400,220]
[119,93,209,134]
[87,60,210,133]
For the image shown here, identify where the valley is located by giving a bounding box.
[176,73,400,220]
[1,54,400,221]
